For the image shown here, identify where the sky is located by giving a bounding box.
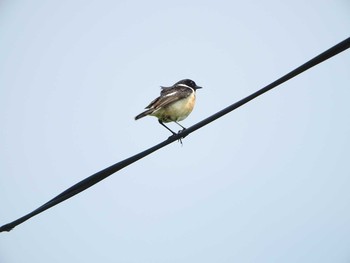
[0,0,349,262]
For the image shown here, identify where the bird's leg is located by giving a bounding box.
[174,121,188,140]
[158,120,176,135]
[174,121,186,131]
[158,120,183,145]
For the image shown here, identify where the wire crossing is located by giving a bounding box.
[1,37,349,233]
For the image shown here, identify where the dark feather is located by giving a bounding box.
[134,109,154,120]
[145,86,193,109]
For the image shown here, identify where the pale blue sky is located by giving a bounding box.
[1,1,350,262]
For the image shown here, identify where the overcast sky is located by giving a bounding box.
[1,1,350,262]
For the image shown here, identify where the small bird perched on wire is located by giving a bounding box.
[135,79,202,137]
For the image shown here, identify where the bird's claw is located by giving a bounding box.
[178,128,188,138]
[168,129,186,145]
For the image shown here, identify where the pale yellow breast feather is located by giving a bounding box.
[151,93,196,122]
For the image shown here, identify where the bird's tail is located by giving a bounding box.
[134,109,154,120]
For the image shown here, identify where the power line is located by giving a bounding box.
[1,37,349,233]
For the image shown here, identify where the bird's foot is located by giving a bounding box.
[168,129,186,145]
[178,128,188,139]
[176,129,187,145]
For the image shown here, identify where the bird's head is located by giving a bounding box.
[174,79,202,91]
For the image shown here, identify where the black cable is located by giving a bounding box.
[1,37,349,233]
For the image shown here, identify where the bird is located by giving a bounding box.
[135,79,202,136]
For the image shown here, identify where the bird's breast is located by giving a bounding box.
[171,93,196,121]
[154,93,196,122]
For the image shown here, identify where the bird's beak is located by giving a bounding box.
[195,86,203,89]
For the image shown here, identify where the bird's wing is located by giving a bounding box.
[160,86,174,96]
[145,87,192,109]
